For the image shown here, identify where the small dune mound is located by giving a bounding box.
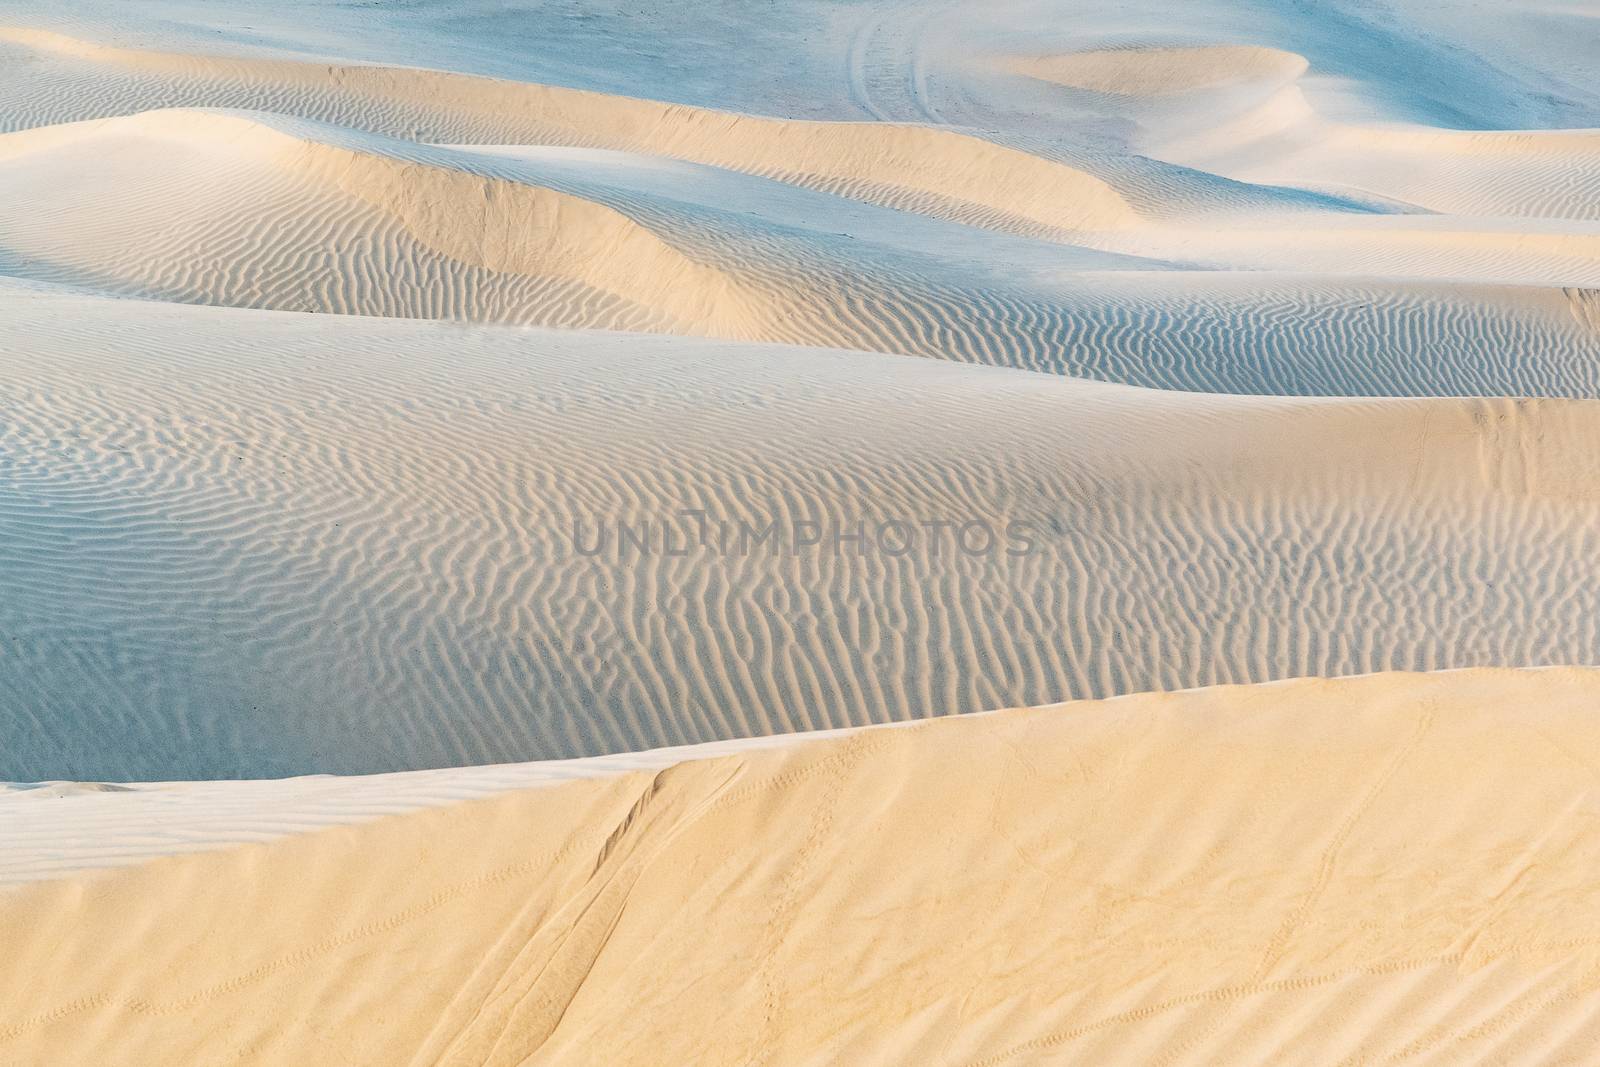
[1248,125,1600,222]
[0,109,763,333]
[699,120,1140,234]
[277,129,756,334]
[1010,44,1307,97]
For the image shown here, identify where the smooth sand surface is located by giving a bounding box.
[7,670,1600,1065]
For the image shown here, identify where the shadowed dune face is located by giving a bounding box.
[7,297,1600,779]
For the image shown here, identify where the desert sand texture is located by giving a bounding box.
[5,1,1600,1063]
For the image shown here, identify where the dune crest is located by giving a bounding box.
[1009,44,1308,97]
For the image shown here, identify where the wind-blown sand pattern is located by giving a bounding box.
[11,294,1600,779]
[5,0,1600,1061]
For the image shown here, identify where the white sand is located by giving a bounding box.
[4,0,1600,1059]
[8,293,1600,779]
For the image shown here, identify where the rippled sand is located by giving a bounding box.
[3,0,1600,1062]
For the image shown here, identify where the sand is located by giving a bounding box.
[4,0,1600,1061]
[8,669,1600,1064]
[11,295,1600,779]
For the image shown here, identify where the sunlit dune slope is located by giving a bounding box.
[7,669,1600,1064]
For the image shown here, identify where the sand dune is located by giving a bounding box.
[7,670,1600,1064]
[7,2,1600,1060]
[998,39,1600,226]
[2,118,1597,394]
[0,729,842,887]
[0,111,742,332]
[2,20,1598,401]
[1136,77,1600,225]
[10,290,1600,780]
[0,26,1142,237]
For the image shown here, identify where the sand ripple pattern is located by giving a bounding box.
[0,28,1596,398]
[6,297,1600,779]
[0,110,1596,396]
[2,6,1600,782]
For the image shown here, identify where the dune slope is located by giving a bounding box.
[6,670,1600,1065]
[11,291,1600,779]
